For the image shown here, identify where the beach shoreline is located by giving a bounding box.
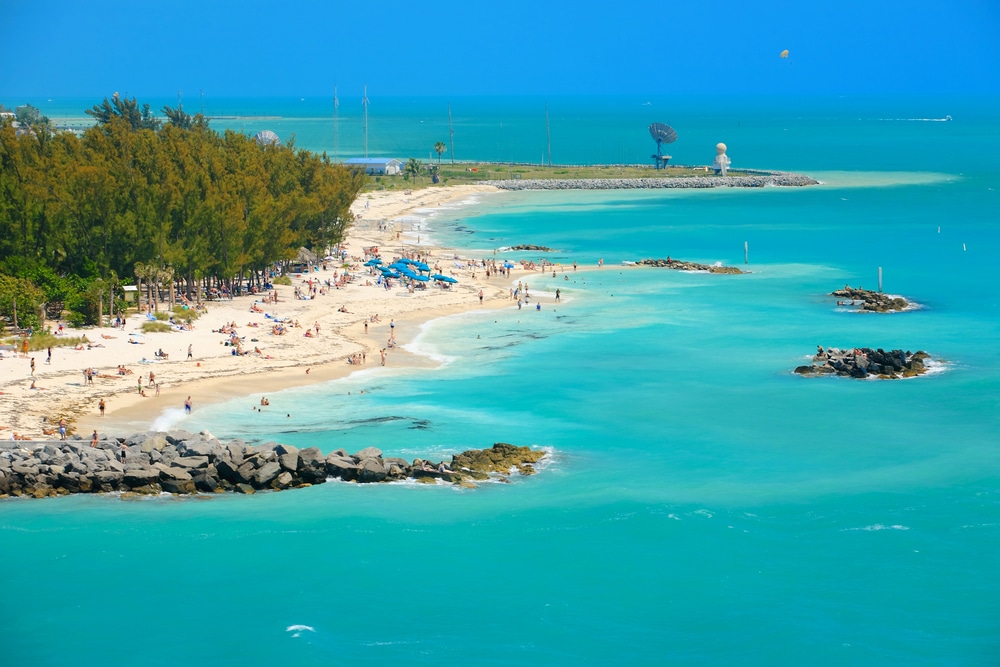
[1,183,522,440]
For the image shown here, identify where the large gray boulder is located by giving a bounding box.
[123,469,160,488]
[357,458,387,483]
[325,455,358,480]
[275,444,299,473]
[254,461,281,487]
[297,447,326,483]
[170,456,209,470]
[353,447,383,461]
[177,440,219,460]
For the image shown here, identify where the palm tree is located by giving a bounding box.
[404,158,421,183]
[433,141,446,165]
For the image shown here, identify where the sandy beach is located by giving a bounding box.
[0,183,540,440]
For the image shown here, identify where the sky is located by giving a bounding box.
[2,0,999,100]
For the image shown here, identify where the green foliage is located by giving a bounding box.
[272,275,292,286]
[141,321,172,333]
[0,94,366,327]
[0,275,45,330]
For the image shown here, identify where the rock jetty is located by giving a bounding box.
[0,432,547,499]
[636,258,745,274]
[480,174,818,191]
[831,286,910,312]
[506,244,556,252]
[794,347,933,379]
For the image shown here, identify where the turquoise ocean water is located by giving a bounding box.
[4,96,1000,665]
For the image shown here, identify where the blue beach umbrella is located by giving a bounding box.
[414,262,430,272]
[364,259,380,267]
[412,274,430,282]
[436,275,458,284]
[503,261,515,268]
[430,273,448,281]
[398,258,415,265]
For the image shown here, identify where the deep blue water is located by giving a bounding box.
[3,96,999,665]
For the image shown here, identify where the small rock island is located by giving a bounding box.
[0,432,547,499]
[832,286,910,312]
[637,258,745,274]
[794,347,933,379]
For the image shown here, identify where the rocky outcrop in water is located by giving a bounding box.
[0,433,547,499]
[794,347,932,379]
[636,258,745,274]
[506,244,556,252]
[831,286,910,312]
[480,174,819,191]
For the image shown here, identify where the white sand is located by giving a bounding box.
[0,184,560,440]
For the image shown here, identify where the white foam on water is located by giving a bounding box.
[151,407,188,432]
[845,524,910,532]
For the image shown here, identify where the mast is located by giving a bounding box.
[362,85,370,158]
[448,103,455,165]
[545,104,552,166]
[333,85,339,160]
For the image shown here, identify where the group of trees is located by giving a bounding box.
[0,94,367,329]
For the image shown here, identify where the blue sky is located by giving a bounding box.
[2,0,998,98]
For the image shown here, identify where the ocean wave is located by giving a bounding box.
[151,407,188,431]
[845,524,910,532]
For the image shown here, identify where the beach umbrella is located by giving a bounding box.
[364,259,380,267]
[398,258,415,265]
[503,261,515,268]
[401,268,418,278]
[430,273,449,281]
[412,274,430,282]
[414,262,430,272]
[437,276,458,284]
[370,257,383,264]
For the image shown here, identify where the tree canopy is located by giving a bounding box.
[0,96,367,329]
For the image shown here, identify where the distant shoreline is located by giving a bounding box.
[479,173,819,190]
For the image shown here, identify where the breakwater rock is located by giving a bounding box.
[794,347,932,379]
[831,286,910,312]
[0,432,547,499]
[480,174,819,191]
[505,244,556,252]
[636,258,745,274]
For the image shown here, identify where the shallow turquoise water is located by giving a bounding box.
[4,97,1000,665]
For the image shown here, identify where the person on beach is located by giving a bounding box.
[46,347,52,364]
[99,399,106,416]
[58,418,67,441]
[30,357,35,376]
[119,443,127,464]
[555,288,561,302]
[184,396,192,414]
[478,289,484,304]
[91,430,98,447]
[187,344,193,360]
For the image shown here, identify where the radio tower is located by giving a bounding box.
[362,85,370,158]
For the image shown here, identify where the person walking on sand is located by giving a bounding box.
[187,344,193,360]
[99,399,106,416]
[30,357,35,376]
[478,289,484,304]
[46,347,52,364]
[184,396,192,414]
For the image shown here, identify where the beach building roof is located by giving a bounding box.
[344,157,403,175]
[295,246,319,264]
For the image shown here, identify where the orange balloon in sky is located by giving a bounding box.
[780,49,789,58]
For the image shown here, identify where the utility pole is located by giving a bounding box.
[362,85,370,158]
[546,104,552,166]
[448,103,455,165]
[333,85,339,160]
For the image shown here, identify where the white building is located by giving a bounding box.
[344,158,403,176]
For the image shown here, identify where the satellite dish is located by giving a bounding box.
[649,123,678,145]
[254,130,281,147]
[648,122,677,169]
